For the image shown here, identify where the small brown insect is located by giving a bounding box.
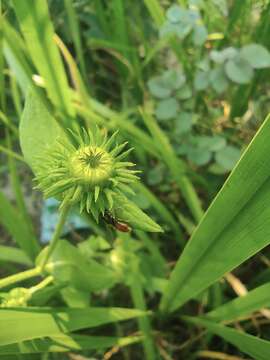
[103,210,131,232]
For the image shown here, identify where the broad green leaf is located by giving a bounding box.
[0,245,32,266]
[0,191,39,261]
[0,306,147,345]
[160,114,270,312]
[38,240,117,292]
[240,43,270,69]
[113,193,163,232]
[0,334,142,354]
[206,282,270,322]
[225,57,254,84]
[20,91,66,173]
[12,0,74,117]
[155,98,180,121]
[184,316,270,360]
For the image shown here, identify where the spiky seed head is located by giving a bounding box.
[35,126,140,222]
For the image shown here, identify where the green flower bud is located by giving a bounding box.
[35,126,140,222]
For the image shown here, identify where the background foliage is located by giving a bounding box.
[1,0,270,359]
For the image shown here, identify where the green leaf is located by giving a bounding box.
[206,282,270,322]
[215,145,241,171]
[240,43,270,69]
[0,306,147,346]
[166,5,185,23]
[141,110,204,222]
[194,71,209,90]
[38,240,117,292]
[160,114,270,312]
[210,47,238,64]
[175,112,193,134]
[0,245,32,266]
[184,316,270,360]
[20,91,66,173]
[187,148,212,166]
[0,333,141,354]
[162,69,186,90]
[0,191,39,261]
[12,0,74,117]
[225,57,254,84]
[113,193,163,232]
[210,67,229,93]
[192,25,208,46]
[197,135,226,152]
[155,98,180,121]
[147,76,172,99]
[176,84,192,100]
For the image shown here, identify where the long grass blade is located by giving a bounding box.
[12,0,74,118]
[160,113,270,312]
[0,307,147,346]
[184,316,270,360]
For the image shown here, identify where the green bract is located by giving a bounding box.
[35,127,139,221]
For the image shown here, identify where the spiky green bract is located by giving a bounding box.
[35,127,140,222]
[113,193,163,233]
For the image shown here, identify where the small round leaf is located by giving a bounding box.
[155,98,180,121]
[240,43,270,69]
[225,57,254,84]
[214,145,241,171]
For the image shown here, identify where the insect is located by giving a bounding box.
[102,210,131,232]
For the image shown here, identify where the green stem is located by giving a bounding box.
[40,204,70,270]
[0,144,26,162]
[0,267,41,290]
[29,275,54,295]
[129,275,156,360]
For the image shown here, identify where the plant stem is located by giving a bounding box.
[29,275,54,295]
[40,204,70,270]
[129,275,156,360]
[0,266,41,290]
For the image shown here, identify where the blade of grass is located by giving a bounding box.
[143,0,165,27]
[0,245,32,266]
[134,182,184,243]
[12,0,74,118]
[160,113,270,313]
[0,307,148,346]
[140,108,204,223]
[0,333,142,354]
[0,0,5,111]
[205,282,270,323]
[6,129,40,255]
[184,316,270,360]
[63,0,87,81]
[0,191,39,261]
[129,263,156,360]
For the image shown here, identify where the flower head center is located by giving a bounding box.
[69,146,114,186]
[79,151,102,169]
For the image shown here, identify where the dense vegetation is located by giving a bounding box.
[1,0,270,359]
